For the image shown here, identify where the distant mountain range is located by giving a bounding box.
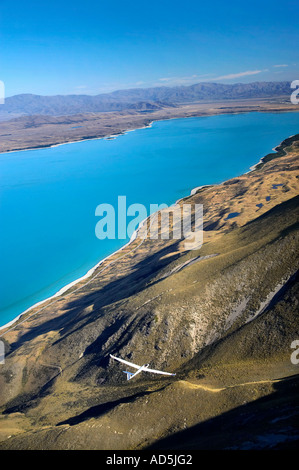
[1,81,292,117]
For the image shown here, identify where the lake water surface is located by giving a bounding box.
[1,111,299,328]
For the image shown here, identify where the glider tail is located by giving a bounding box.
[123,371,134,380]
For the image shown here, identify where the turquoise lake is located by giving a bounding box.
[1,111,299,328]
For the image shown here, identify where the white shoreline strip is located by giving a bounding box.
[0,122,296,333]
[0,122,154,155]
[0,214,154,336]
[1,110,298,156]
[246,134,295,173]
[0,171,199,335]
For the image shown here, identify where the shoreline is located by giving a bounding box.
[1,107,298,156]
[0,221,144,334]
[247,133,297,173]
[0,122,154,156]
[0,121,297,334]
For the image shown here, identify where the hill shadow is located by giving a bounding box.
[8,241,182,353]
[148,374,299,450]
[57,384,167,427]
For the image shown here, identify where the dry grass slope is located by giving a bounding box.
[0,135,298,449]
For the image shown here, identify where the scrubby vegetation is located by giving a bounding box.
[0,136,298,449]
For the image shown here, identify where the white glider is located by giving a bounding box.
[110,354,176,380]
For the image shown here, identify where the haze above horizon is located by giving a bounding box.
[0,0,298,97]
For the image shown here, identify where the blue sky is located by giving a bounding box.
[0,0,298,96]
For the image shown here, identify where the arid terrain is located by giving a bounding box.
[0,97,296,154]
[0,133,298,449]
